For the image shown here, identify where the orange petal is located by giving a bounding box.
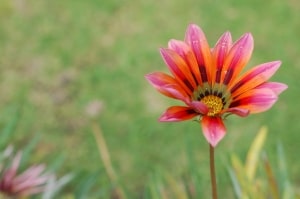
[160,48,197,94]
[230,61,281,98]
[212,31,232,84]
[221,33,254,86]
[159,106,198,122]
[168,39,202,85]
[201,116,226,147]
[184,24,212,84]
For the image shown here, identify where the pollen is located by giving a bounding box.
[201,95,223,116]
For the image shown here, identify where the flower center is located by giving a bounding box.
[201,95,223,116]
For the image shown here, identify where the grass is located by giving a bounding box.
[0,0,299,198]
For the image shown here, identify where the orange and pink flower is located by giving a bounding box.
[145,24,287,147]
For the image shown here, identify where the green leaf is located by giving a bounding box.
[245,126,268,182]
[0,106,21,149]
[75,172,99,199]
[227,166,242,199]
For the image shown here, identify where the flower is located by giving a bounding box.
[145,24,287,147]
[0,151,51,197]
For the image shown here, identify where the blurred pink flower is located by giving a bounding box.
[145,24,287,147]
[0,151,51,197]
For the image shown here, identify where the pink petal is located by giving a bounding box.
[222,33,254,86]
[212,31,232,84]
[188,101,209,115]
[184,24,212,84]
[162,85,190,102]
[221,107,250,117]
[2,152,22,188]
[201,116,226,147]
[230,61,282,97]
[145,72,176,87]
[230,88,278,114]
[159,106,198,122]
[168,39,190,58]
[256,82,288,95]
[145,72,188,100]
[14,176,48,193]
[14,165,46,185]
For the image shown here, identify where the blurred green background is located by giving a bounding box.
[0,0,298,198]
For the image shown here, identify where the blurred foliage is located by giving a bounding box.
[228,127,300,199]
[135,127,300,199]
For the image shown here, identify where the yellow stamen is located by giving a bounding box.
[201,95,223,116]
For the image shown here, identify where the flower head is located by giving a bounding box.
[145,24,287,147]
[0,151,51,197]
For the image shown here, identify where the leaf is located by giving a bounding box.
[230,154,249,199]
[163,173,189,199]
[245,126,268,182]
[227,166,242,199]
[148,173,165,199]
[262,153,280,199]
[75,173,99,199]
[277,142,295,199]
[20,135,40,168]
[0,106,21,149]
[92,123,127,199]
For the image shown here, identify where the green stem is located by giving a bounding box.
[210,144,218,199]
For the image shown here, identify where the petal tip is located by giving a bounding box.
[188,23,200,30]
[274,60,282,65]
[217,31,232,46]
[277,83,288,94]
[186,23,205,40]
[244,32,253,39]
[158,116,169,122]
[238,32,254,47]
[144,73,152,80]
[201,116,226,147]
[224,31,232,39]
[144,73,157,84]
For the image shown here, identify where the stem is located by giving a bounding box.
[210,144,218,199]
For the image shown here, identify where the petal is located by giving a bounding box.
[230,61,281,98]
[256,82,288,95]
[188,101,209,115]
[14,165,46,185]
[3,152,22,187]
[160,48,197,94]
[168,39,202,85]
[212,31,232,84]
[14,165,48,191]
[145,72,188,100]
[159,106,198,122]
[185,24,212,84]
[145,72,176,87]
[201,116,226,147]
[222,33,254,86]
[230,88,278,113]
[221,107,250,117]
[162,85,190,102]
